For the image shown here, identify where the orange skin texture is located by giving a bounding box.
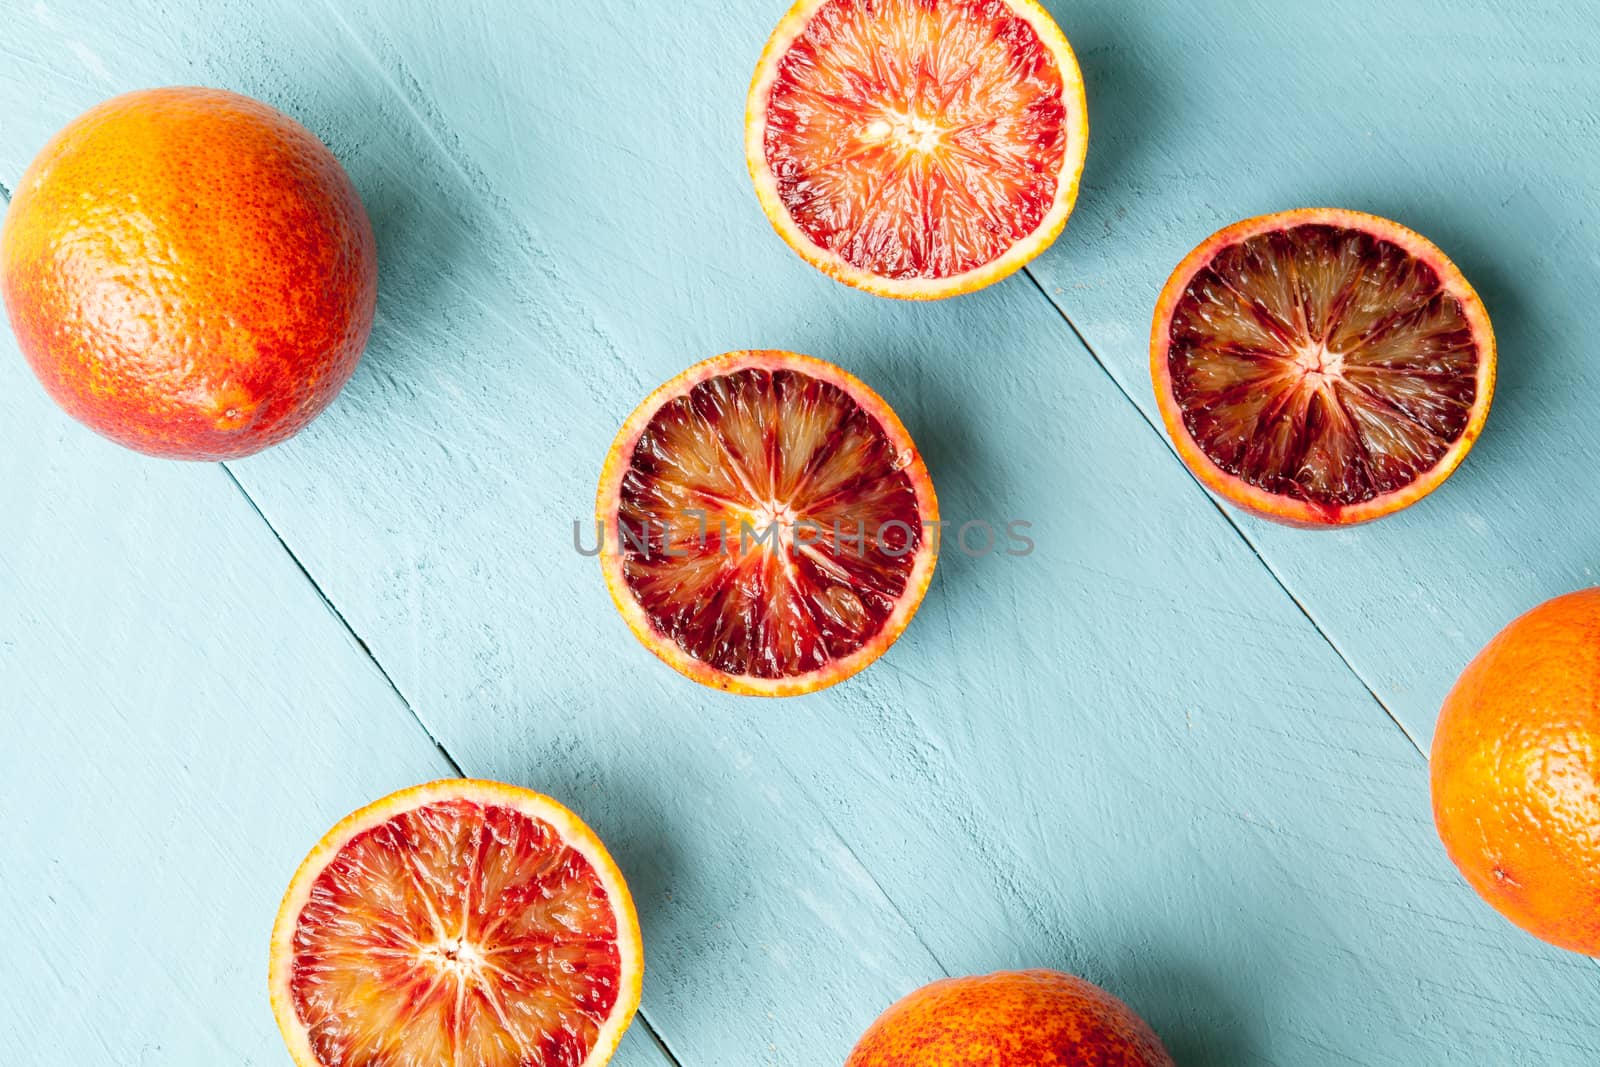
[0,87,376,460]
[846,971,1175,1067]
[1431,588,1600,955]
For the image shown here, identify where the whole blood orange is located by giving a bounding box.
[1431,588,1600,955]
[597,350,938,696]
[1151,209,1494,526]
[847,970,1175,1067]
[1,88,376,460]
[270,779,643,1067]
[747,0,1089,299]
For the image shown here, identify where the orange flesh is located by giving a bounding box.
[1166,223,1480,508]
[619,367,923,679]
[289,799,622,1067]
[763,0,1068,279]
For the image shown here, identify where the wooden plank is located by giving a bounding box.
[0,15,953,1059]
[1020,0,1600,751]
[0,337,681,1065]
[0,140,676,1064]
[0,333,459,1061]
[3,4,1598,1067]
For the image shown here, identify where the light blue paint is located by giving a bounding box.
[0,335,457,1061]
[1,2,1597,1066]
[1023,0,1600,750]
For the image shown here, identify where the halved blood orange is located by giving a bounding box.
[269,780,643,1067]
[746,0,1089,300]
[1151,208,1495,526]
[597,350,938,696]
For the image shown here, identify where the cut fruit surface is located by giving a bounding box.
[747,0,1089,299]
[597,350,938,696]
[1151,208,1495,526]
[269,780,642,1067]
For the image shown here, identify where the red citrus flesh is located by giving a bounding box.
[598,351,938,696]
[748,0,1088,298]
[1152,209,1494,526]
[282,792,632,1067]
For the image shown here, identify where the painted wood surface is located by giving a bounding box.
[2,2,1598,1066]
[1021,0,1600,752]
[0,328,453,1061]
[0,337,681,1067]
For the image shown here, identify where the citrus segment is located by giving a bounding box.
[1151,209,1494,526]
[270,780,643,1067]
[748,0,1088,299]
[597,351,938,696]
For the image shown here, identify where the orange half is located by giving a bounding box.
[269,780,643,1067]
[597,350,938,696]
[747,0,1089,299]
[1151,208,1495,526]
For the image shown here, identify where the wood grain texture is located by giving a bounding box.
[0,331,459,1062]
[2,1,1598,1065]
[0,338,681,1066]
[1021,0,1600,752]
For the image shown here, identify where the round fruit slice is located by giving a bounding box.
[747,0,1089,300]
[597,350,938,697]
[270,779,643,1067]
[1151,208,1495,526]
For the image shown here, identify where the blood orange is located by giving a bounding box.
[747,0,1089,299]
[269,780,643,1067]
[847,970,1175,1067]
[596,350,938,696]
[1431,588,1600,955]
[1151,209,1495,526]
[1,88,375,460]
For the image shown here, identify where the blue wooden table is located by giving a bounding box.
[3,1,1599,1064]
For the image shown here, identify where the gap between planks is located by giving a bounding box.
[1016,266,1429,760]
[0,129,1422,770]
[199,229,1600,1035]
[212,261,1425,1011]
[2,0,1586,1049]
[218,461,693,1067]
[182,0,1593,1010]
[1015,304,1600,1049]
[216,466,466,777]
[209,10,914,1057]
[0,0,1494,770]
